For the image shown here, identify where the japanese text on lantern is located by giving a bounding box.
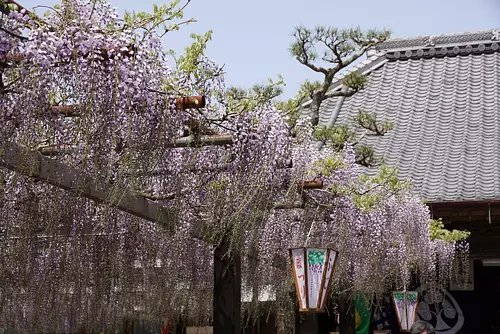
[291,248,307,308]
[296,256,302,269]
[296,256,305,296]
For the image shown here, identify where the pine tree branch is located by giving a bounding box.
[338,38,380,69]
[324,89,357,99]
[296,55,328,74]
[292,27,329,74]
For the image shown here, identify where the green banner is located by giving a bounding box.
[355,295,371,334]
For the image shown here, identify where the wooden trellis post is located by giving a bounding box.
[214,240,241,334]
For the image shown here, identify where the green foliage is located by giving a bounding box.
[342,72,367,92]
[354,145,378,167]
[309,163,412,211]
[313,125,356,150]
[290,25,391,69]
[353,165,410,210]
[287,24,393,167]
[363,165,411,191]
[163,30,223,102]
[0,0,22,13]
[430,219,470,243]
[176,30,213,76]
[226,75,285,114]
[276,79,321,128]
[123,0,195,37]
[290,26,317,63]
[300,80,322,96]
[209,178,229,192]
[354,110,393,135]
[312,155,348,177]
[352,192,383,212]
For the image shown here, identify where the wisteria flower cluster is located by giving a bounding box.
[0,0,467,332]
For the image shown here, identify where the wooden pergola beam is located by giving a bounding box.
[37,134,233,155]
[1,141,321,231]
[0,141,167,225]
[125,159,292,176]
[0,46,136,66]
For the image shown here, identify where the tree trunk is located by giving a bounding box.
[339,295,356,334]
[213,241,241,334]
[309,94,322,127]
[309,73,335,127]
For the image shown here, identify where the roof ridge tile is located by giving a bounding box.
[377,29,500,52]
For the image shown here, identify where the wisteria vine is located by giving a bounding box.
[0,1,468,332]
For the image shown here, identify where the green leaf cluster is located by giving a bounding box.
[312,155,348,177]
[275,80,320,127]
[350,166,410,211]
[290,25,390,68]
[430,219,470,243]
[354,110,393,135]
[209,178,229,192]
[226,75,285,114]
[360,165,411,192]
[342,72,367,92]
[176,30,213,76]
[313,125,355,150]
[123,0,195,37]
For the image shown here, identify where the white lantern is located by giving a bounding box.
[392,291,419,332]
[289,247,338,312]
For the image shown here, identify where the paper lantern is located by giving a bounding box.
[289,247,338,312]
[392,291,419,331]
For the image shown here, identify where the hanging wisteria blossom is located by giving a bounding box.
[0,0,468,333]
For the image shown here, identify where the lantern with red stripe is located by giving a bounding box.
[289,247,338,312]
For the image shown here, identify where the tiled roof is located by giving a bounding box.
[376,29,500,51]
[316,29,500,202]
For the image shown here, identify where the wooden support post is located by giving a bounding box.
[213,241,241,334]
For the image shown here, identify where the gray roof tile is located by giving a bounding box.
[316,31,500,202]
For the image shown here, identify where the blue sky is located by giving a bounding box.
[22,0,500,98]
